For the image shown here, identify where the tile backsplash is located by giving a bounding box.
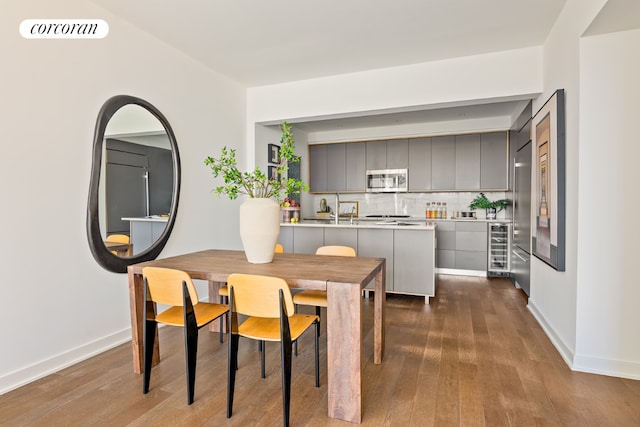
[310,191,510,220]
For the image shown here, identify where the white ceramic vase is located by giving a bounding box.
[239,198,281,263]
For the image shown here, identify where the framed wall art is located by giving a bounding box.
[268,143,280,164]
[531,89,566,271]
[338,201,359,217]
[267,165,279,180]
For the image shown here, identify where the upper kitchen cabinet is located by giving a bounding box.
[345,142,366,191]
[408,137,432,191]
[326,143,346,191]
[455,134,481,190]
[386,139,409,169]
[309,142,366,193]
[366,140,387,170]
[431,136,456,190]
[480,131,508,189]
[309,131,507,193]
[309,144,328,192]
[365,139,409,170]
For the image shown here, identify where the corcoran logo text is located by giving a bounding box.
[20,19,109,39]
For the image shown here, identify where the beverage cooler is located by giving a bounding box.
[488,223,511,276]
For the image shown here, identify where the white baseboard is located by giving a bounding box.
[573,354,640,380]
[527,299,575,368]
[0,328,131,395]
[528,300,640,380]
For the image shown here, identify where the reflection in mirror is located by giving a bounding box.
[102,105,172,256]
[88,95,180,273]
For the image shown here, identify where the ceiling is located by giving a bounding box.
[91,0,566,87]
[91,0,567,130]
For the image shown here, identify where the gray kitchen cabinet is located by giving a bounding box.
[324,227,358,249]
[345,142,366,191]
[455,221,487,271]
[366,140,387,170]
[431,136,456,190]
[435,220,488,273]
[435,221,456,268]
[386,139,409,169]
[408,137,432,190]
[293,227,324,254]
[480,131,508,189]
[358,228,394,292]
[309,144,328,193]
[393,229,435,297]
[365,139,408,170]
[279,226,294,253]
[326,143,346,192]
[280,224,435,300]
[455,134,481,190]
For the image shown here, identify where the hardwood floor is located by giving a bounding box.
[2,275,639,426]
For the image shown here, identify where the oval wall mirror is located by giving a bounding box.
[87,95,181,273]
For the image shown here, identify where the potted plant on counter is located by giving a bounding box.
[204,121,308,263]
[468,192,509,220]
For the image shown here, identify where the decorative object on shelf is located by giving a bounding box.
[468,192,509,220]
[338,201,358,217]
[280,197,300,223]
[531,89,566,271]
[205,122,308,263]
[267,143,280,164]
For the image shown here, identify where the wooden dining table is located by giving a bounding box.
[127,249,386,423]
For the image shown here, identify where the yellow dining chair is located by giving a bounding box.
[292,245,356,355]
[218,243,283,303]
[226,273,319,427]
[105,233,131,256]
[142,267,229,405]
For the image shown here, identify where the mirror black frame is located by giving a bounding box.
[87,95,181,273]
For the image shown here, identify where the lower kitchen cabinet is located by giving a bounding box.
[435,221,488,275]
[292,227,324,254]
[324,227,358,248]
[358,228,394,292]
[393,229,435,298]
[279,224,435,302]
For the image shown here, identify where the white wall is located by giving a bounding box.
[246,47,543,172]
[527,0,640,379]
[525,0,607,369]
[0,0,246,393]
[575,28,640,377]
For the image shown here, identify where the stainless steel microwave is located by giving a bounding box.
[366,169,408,192]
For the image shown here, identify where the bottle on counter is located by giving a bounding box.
[425,202,430,219]
[436,202,442,219]
[442,202,448,219]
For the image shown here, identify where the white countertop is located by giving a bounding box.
[282,220,436,230]
[122,216,169,223]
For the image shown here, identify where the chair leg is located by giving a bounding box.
[185,324,198,405]
[280,338,292,427]
[261,341,266,379]
[227,333,239,418]
[314,320,320,388]
[219,312,227,344]
[293,304,298,357]
[143,319,157,394]
[315,306,321,334]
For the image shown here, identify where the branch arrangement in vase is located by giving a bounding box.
[204,121,308,200]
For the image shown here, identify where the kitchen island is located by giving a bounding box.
[121,216,168,255]
[279,219,436,303]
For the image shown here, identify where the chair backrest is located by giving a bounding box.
[315,245,356,257]
[143,267,199,307]
[227,273,294,318]
[106,234,130,244]
[275,243,284,253]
